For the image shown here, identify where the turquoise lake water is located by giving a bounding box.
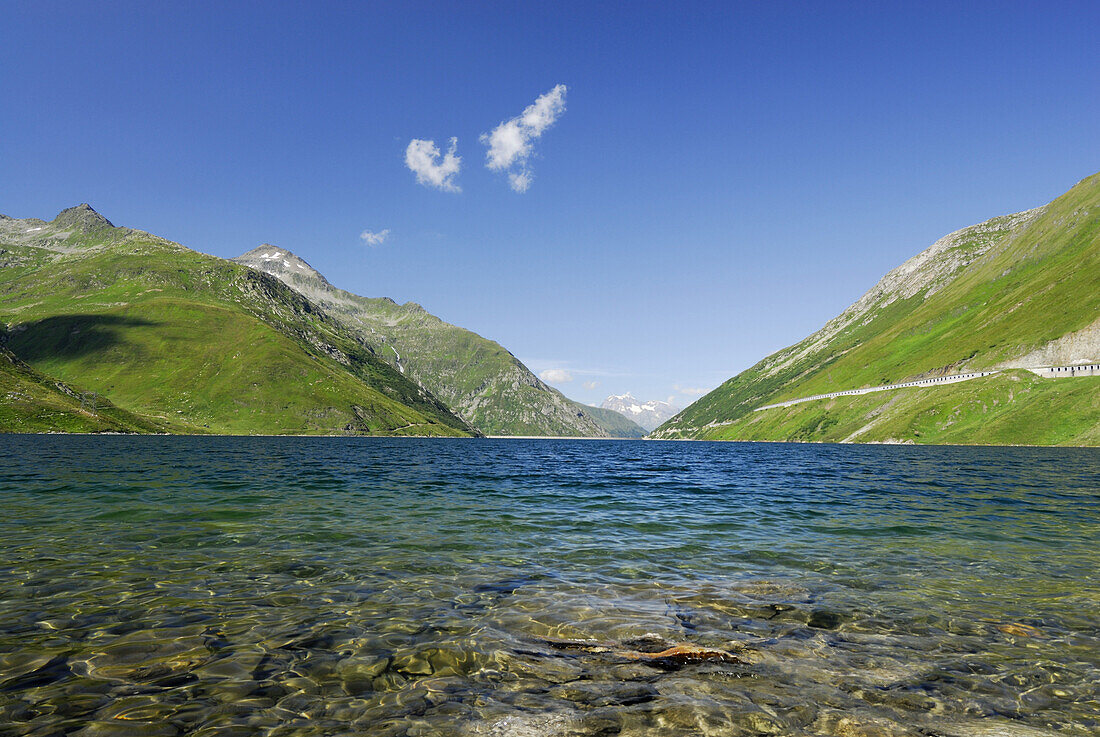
[1,436,1098,736]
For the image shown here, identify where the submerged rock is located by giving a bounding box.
[538,637,743,669]
[807,610,844,630]
[621,644,743,669]
[995,622,1043,638]
[472,711,579,737]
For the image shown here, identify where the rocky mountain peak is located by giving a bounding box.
[607,392,638,402]
[234,245,332,287]
[52,203,115,231]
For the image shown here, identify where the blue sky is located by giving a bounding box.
[3,1,1098,407]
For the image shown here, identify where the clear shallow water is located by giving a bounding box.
[1,437,1098,737]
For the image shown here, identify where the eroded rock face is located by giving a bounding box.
[1000,315,1100,368]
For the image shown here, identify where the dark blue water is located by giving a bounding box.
[1,437,1098,736]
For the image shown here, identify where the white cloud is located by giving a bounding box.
[481,84,567,192]
[360,228,390,246]
[508,170,532,193]
[539,368,573,384]
[521,358,636,379]
[484,119,527,171]
[405,137,461,192]
[583,380,600,390]
[674,384,710,396]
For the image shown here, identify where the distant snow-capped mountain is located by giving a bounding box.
[600,393,679,432]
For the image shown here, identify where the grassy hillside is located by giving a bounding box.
[0,207,473,436]
[703,371,1099,446]
[354,300,608,436]
[233,247,611,437]
[1,347,163,433]
[654,173,1100,444]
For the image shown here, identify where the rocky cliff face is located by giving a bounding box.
[1000,316,1100,368]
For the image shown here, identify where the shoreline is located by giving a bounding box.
[2,431,1097,448]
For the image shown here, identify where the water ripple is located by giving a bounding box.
[0,436,1097,736]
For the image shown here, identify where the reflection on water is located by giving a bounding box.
[1,436,1098,736]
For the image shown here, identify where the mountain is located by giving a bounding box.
[573,401,648,438]
[600,393,679,432]
[0,206,474,436]
[652,172,1100,445]
[233,246,612,437]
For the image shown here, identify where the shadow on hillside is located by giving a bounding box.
[3,314,157,363]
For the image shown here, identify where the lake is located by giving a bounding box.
[1,436,1097,736]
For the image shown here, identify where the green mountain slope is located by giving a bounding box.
[1,346,163,433]
[233,246,612,437]
[653,172,1100,444]
[704,371,1099,446]
[0,206,473,436]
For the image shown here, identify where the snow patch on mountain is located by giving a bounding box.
[600,393,679,432]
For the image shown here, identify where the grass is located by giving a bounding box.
[0,348,163,433]
[8,298,467,435]
[700,372,1100,446]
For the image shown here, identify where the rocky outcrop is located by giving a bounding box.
[53,203,115,231]
[1000,315,1100,368]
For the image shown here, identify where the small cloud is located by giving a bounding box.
[405,137,461,192]
[583,380,600,390]
[481,84,567,192]
[674,384,710,396]
[521,358,636,379]
[360,228,390,246]
[508,170,532,193]
[539,368,573,384]
[667,395,677,404]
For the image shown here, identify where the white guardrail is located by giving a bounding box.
[753,363,1099,412]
